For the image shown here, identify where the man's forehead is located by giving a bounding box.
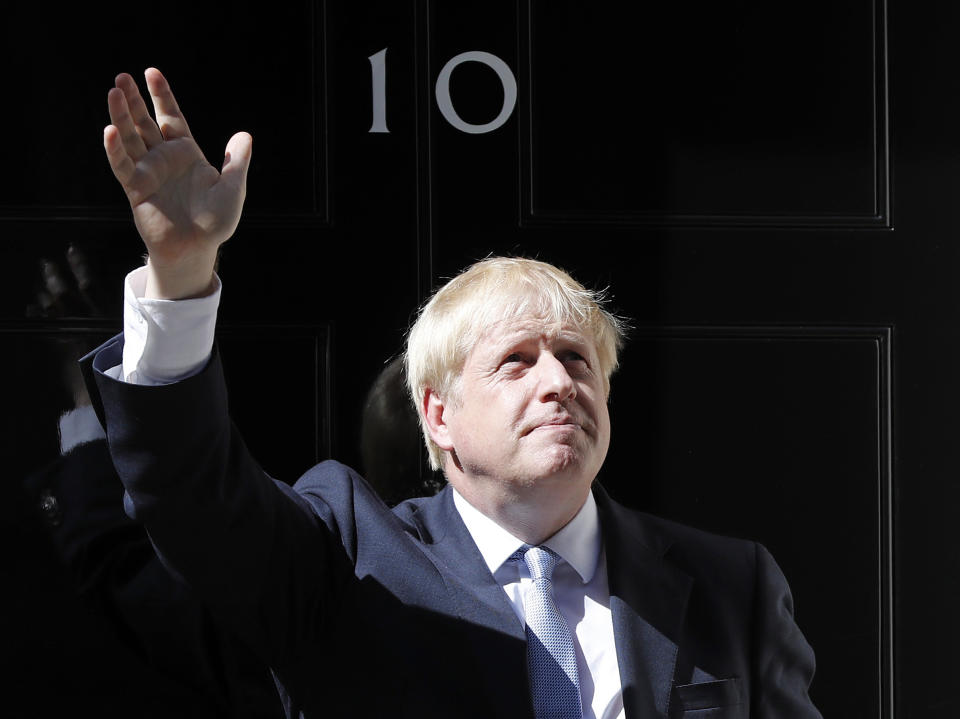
[476,316,594,348]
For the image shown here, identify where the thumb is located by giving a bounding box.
[220,131,253,197]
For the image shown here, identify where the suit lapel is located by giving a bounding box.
[408,485,692,719]
[595,485,693,719]
[409,487,533,718]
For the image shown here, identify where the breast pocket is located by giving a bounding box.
[670,677,745,718]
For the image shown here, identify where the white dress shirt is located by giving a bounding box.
[119,267,626,718]
[116,266,221,385]
[453,489,625,719]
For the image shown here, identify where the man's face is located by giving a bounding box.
[439,314,611,495]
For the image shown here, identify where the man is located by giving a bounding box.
[88,68,821,717]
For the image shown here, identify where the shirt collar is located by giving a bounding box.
[452,487,602,584]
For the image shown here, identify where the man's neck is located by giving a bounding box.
[452,487,602,584]
[446,474,591,545]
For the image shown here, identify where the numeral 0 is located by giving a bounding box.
[368,49,518,135]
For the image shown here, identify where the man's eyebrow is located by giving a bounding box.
[488,325,541,343]
[492,334,536,352]
[492,327,590,345]
[557,329,591,344]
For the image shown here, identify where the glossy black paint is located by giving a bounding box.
[2,1,954,716]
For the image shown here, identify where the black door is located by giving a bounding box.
[3,2,951,716]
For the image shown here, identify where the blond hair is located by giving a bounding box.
[405,257,626,471]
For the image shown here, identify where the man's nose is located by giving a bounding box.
[537,352,576,402]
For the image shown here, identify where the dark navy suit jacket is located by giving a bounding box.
[21,439,284,718]
[85,335,821,718]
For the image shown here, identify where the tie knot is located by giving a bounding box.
[519,545,560,582]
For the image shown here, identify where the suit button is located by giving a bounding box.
[39,490,62,527]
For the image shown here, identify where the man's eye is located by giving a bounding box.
[504,353,524,364]
[560,351,585,363]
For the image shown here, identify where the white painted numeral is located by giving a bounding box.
[435,51,517,135]
[369,48,517,135]
[368,48,389,133]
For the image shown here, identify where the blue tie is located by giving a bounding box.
[516,545,583,719]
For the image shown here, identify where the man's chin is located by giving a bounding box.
[528,446,595,484]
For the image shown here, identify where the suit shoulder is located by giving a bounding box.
[293,461,433,518]
[291,460,427,540]
[292,459,399,519]
[293,459,365,495]
[635,509,758,556]
[599,490,760,578]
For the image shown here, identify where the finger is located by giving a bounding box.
[201,132,252,238]
[144,67,192,140]
[218,132,253,199]
[103,125,136,189]
[115,73,163,149]
[107,86,148,161]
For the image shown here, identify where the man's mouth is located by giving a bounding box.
[525,416,581,435]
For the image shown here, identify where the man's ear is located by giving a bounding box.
[422,388,455,451]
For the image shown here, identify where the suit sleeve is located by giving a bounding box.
[751,542,823,718]
[83,334,347,670]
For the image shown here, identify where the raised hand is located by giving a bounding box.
[103,68,252,299]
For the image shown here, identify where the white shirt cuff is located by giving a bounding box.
[120,266,221,385]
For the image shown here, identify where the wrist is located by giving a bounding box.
[143,251,218,300]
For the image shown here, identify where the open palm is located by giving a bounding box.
[103,69,251,296]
